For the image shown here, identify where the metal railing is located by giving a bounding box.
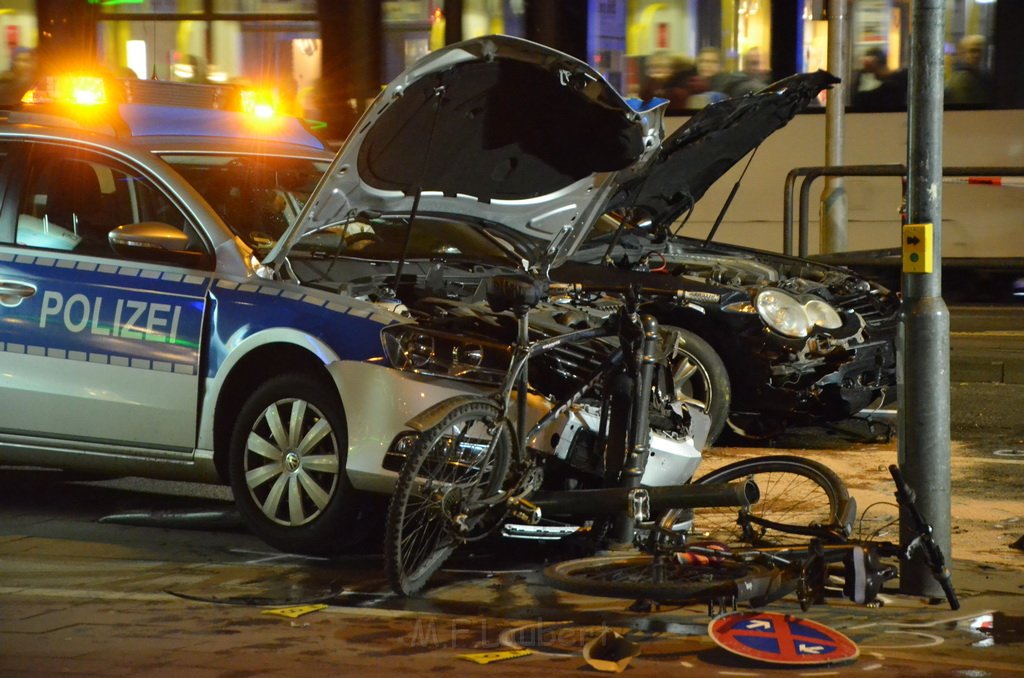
[782,165,1024,257]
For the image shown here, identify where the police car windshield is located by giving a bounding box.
[160,153,330,249]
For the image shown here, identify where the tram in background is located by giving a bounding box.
[588,0,1022,302]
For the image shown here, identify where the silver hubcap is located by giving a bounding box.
[672,348,712,413]
[244,397,340,527]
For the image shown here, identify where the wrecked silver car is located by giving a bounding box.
[265,35,897,445]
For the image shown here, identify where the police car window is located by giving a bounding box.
[15,147,207,263]
[160,153,329,249]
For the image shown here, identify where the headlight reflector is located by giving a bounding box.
[755,290,845,338]
[381,326,510,384]
[756,289,810,338]
[804,299,843,330]
[404,333,435,368]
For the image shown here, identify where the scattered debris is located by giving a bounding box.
[457,649,533,664]
[97,508,245,531]
[582,629,641,673]
[261,604,328,619]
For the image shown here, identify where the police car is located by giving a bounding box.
[0,74,521,555]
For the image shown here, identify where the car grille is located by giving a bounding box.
[834,291,899,328]
[529,329,615,402]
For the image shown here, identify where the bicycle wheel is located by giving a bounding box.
[385,400,512,596]
[691,456,851,546]
[544,553,775,604]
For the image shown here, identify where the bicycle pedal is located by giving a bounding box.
[507,497,542,525]
[627,488,651,522]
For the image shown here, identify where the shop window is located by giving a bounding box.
[97,20,208,81]
[98,0,203,14]
[592,0,772,110]
[212,0,316,13]
[210,20,320,118]
[96,18,320,119]
[840,0,999,110]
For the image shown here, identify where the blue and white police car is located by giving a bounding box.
[0,38,680,555]
[0,73,537,555]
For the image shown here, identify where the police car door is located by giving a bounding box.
[0,141,208,454]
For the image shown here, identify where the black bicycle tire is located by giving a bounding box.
[692,455,851,546]
[385,399,512,596]
[544,553,774,603]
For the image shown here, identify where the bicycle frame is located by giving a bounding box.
[386,278,754,596]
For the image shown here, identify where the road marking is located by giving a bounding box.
[0,585,427,620]
[0,586,174,602]
[846,610,992,630]
[860,631,944,649]
[951,331,1024,338]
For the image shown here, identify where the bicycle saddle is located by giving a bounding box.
[486,274,549,314]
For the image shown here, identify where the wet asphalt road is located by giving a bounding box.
[2,380,1024,678]
[1,305,1021,676]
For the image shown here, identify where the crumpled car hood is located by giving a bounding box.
[608,70,840,228]
[264,35,837,272]
[263,34,659,271]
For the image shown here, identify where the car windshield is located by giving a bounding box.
[160,153,330,249]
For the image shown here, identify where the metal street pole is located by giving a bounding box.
[821,0,848,254]
[899,0,951,598]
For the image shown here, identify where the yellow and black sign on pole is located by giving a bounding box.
[902,222,933,273]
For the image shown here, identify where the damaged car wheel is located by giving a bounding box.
[663,326,730,446]
[229,373,360,556]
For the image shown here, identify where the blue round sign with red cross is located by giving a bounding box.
[709,611,859,666]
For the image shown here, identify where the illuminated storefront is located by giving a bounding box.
[1,0,37,73]
[6,0,1019,123]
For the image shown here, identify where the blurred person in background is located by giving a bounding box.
[686,47,731,107]
[946,34,992,105]
[851,46,907,111]
[0,47,36,107]
[639,52,701,113]
[724,47,769,98]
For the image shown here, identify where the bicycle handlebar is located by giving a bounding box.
[888,464,960,610]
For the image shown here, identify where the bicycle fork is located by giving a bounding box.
[608,312,661,546]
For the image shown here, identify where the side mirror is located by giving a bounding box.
[108,222,210,268]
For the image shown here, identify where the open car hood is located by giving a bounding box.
[263,35,837,272]
[263,35,660,272]
[608,70,840,228]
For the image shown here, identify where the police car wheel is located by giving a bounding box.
[229,373,359,556]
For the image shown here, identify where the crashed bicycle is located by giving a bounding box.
[544,464,959,613]
[383,274,855,596]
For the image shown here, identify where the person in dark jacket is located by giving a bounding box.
[851,47,907,112]
[946,34,993,105]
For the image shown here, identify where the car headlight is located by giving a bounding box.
[804,299,843,330]
[381,325,511,384]
[755,289,843,338]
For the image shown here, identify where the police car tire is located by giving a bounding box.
[228,373,359,556]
